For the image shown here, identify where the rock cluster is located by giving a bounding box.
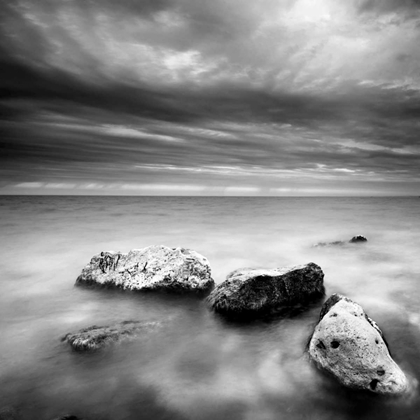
[308,294,408,395]
[207,263,325,317]
[76,245,214,294]
[67,237,410,401]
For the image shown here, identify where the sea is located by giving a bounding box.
[1,195,420,420]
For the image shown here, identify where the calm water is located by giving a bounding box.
[1,196,420,420]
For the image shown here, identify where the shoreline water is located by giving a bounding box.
[1,196,420,420]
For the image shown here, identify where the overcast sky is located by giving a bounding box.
[1,0,420,195]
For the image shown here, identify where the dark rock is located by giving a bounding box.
[308,294,408,395]
[207,263,325,317]
[62,320,162,351]
[349,235,368,243]
[314,235,368,247]
[76,245,214,295]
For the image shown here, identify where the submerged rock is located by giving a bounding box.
[308,294,408,395]
[76,245,214,294]
[62,320,162,351]
[314,235,368,247]
[314,240,346,247]
[207,263,325,317]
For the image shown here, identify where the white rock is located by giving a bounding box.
[76,245,214,294]
[308,294,408,395]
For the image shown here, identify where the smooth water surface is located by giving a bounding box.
[1,196,420,420]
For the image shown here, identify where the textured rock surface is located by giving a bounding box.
[62,320,162,351]
[308,294,408,395]
[207,263,324,316]
[76,245,214,294]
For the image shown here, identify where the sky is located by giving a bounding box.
[1,0,420,196]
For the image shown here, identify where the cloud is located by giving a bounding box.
[15,182,44,189]
[0,0,419,195]
[119,184,205,192]
[101,125,185,143]
[356,0,420,16]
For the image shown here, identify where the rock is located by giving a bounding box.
[207,263,325,317]
[314,235,368,247]
[314,241,346,247]
[62,320,162,351]
[76,245,214,294]
[308,294,408,395]
[349,235,367,243]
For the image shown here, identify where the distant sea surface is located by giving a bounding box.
[1,196,420,420]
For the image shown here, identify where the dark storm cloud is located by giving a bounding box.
[2,49,418,132]
[1,0,420,194]
[356,0,420,16]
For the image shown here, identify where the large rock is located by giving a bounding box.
[308,294,408,395]
[76,245,214,294]
[62,320,162,351]
[207,263,325,317]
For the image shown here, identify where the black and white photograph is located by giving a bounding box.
[1,0,420,419]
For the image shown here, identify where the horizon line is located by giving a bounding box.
[0,194,418,198]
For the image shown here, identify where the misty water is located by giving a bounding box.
[1,196,420,420]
